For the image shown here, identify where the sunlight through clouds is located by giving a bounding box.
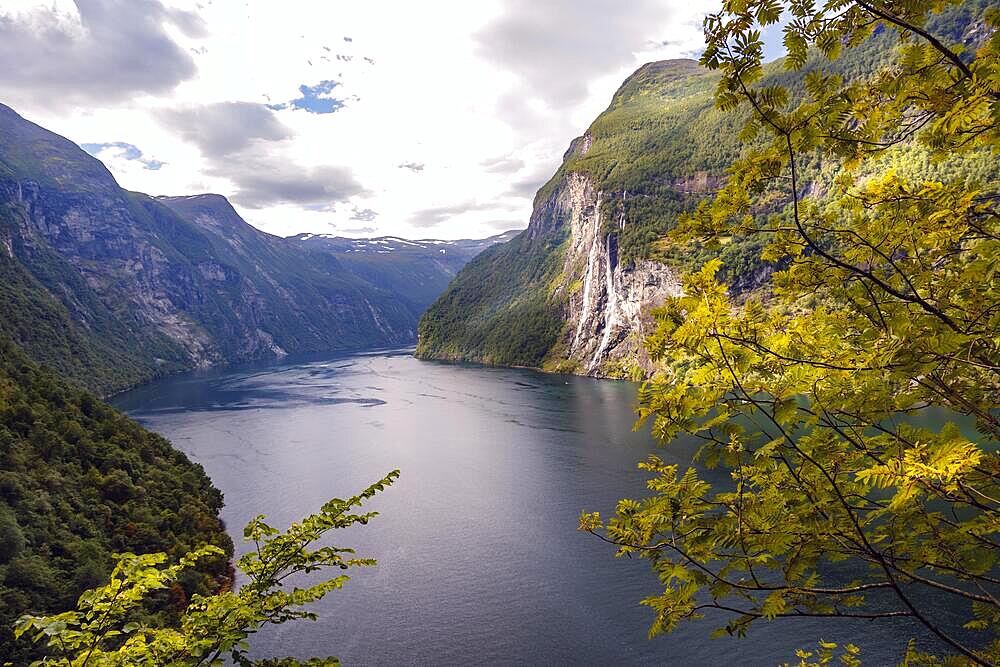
[0,0,719,239]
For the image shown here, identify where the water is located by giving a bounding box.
[114,349,936,665]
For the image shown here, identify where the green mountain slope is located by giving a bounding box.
[0,223,183,394]
[416,59,730,373]
[150,193,423,360]
[415,204,576,368]
[417,3,995,378]
[0,337,232,662]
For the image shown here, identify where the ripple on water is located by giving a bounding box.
[114,349,950,666]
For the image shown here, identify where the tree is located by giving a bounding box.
[581,0,1000,664]
[14,470,400,666]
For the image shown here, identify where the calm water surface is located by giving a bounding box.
[114,349,933,665]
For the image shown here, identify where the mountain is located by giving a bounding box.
[0,103,507,395]
[148,192,419,357]
[416,2,995,379]
[287,230,520,314]
[415,59,728,379]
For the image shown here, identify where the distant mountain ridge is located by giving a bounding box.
[287,230,521,314]
[0,103,508,394]
[288,230,520,254]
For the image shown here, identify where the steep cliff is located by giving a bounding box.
[154,193,418,359]
[0,104,420,393]
[547,174,682,378]
[416,60,730,378]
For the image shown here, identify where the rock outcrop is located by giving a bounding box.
[414,59,722,378]
[544,174,682,377]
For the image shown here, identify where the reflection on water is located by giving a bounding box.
[115,349,941,665]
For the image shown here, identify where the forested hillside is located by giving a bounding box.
[416,0,995,377]
[0,337,233,662]
[0,219,185,396]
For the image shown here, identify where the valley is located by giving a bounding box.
[0,0,997,664]
[0,103,512,395]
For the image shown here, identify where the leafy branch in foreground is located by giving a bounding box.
[784,640,862,667]
[14,470,400,666]
[584,0,999,664]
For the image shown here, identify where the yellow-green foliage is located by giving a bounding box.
[784,640,862,667]
[597,357,646,382]
[16,472,399,666]
[542,358,583,375]
[584,0,1000,663]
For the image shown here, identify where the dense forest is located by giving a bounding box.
[0,337,233,662]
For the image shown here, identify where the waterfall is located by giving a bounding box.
[589,232,620,371]
[571,193,602,353]
[619,190,627,230]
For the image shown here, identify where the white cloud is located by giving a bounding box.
[0,0,719,239]
[157,102,292,157]
[221,157,366,210]
[0,0,205,107]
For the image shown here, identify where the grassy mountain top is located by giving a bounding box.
[0,104,120,193]
[532,58,734,267]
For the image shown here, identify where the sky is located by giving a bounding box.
[0,0,726,239]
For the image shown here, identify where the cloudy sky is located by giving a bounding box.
[0,0,722,239]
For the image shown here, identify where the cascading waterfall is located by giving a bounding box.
[585,191,627,371]
[619,190,627,231]
[589,232,620,371]
[557,180,684,376]
[571,193,602,353]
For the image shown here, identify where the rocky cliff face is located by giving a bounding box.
[545,173,681,377]
[414,59,724,376]
[3,179,216,365]
[0,103,432,393]
[415,164,689,379]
